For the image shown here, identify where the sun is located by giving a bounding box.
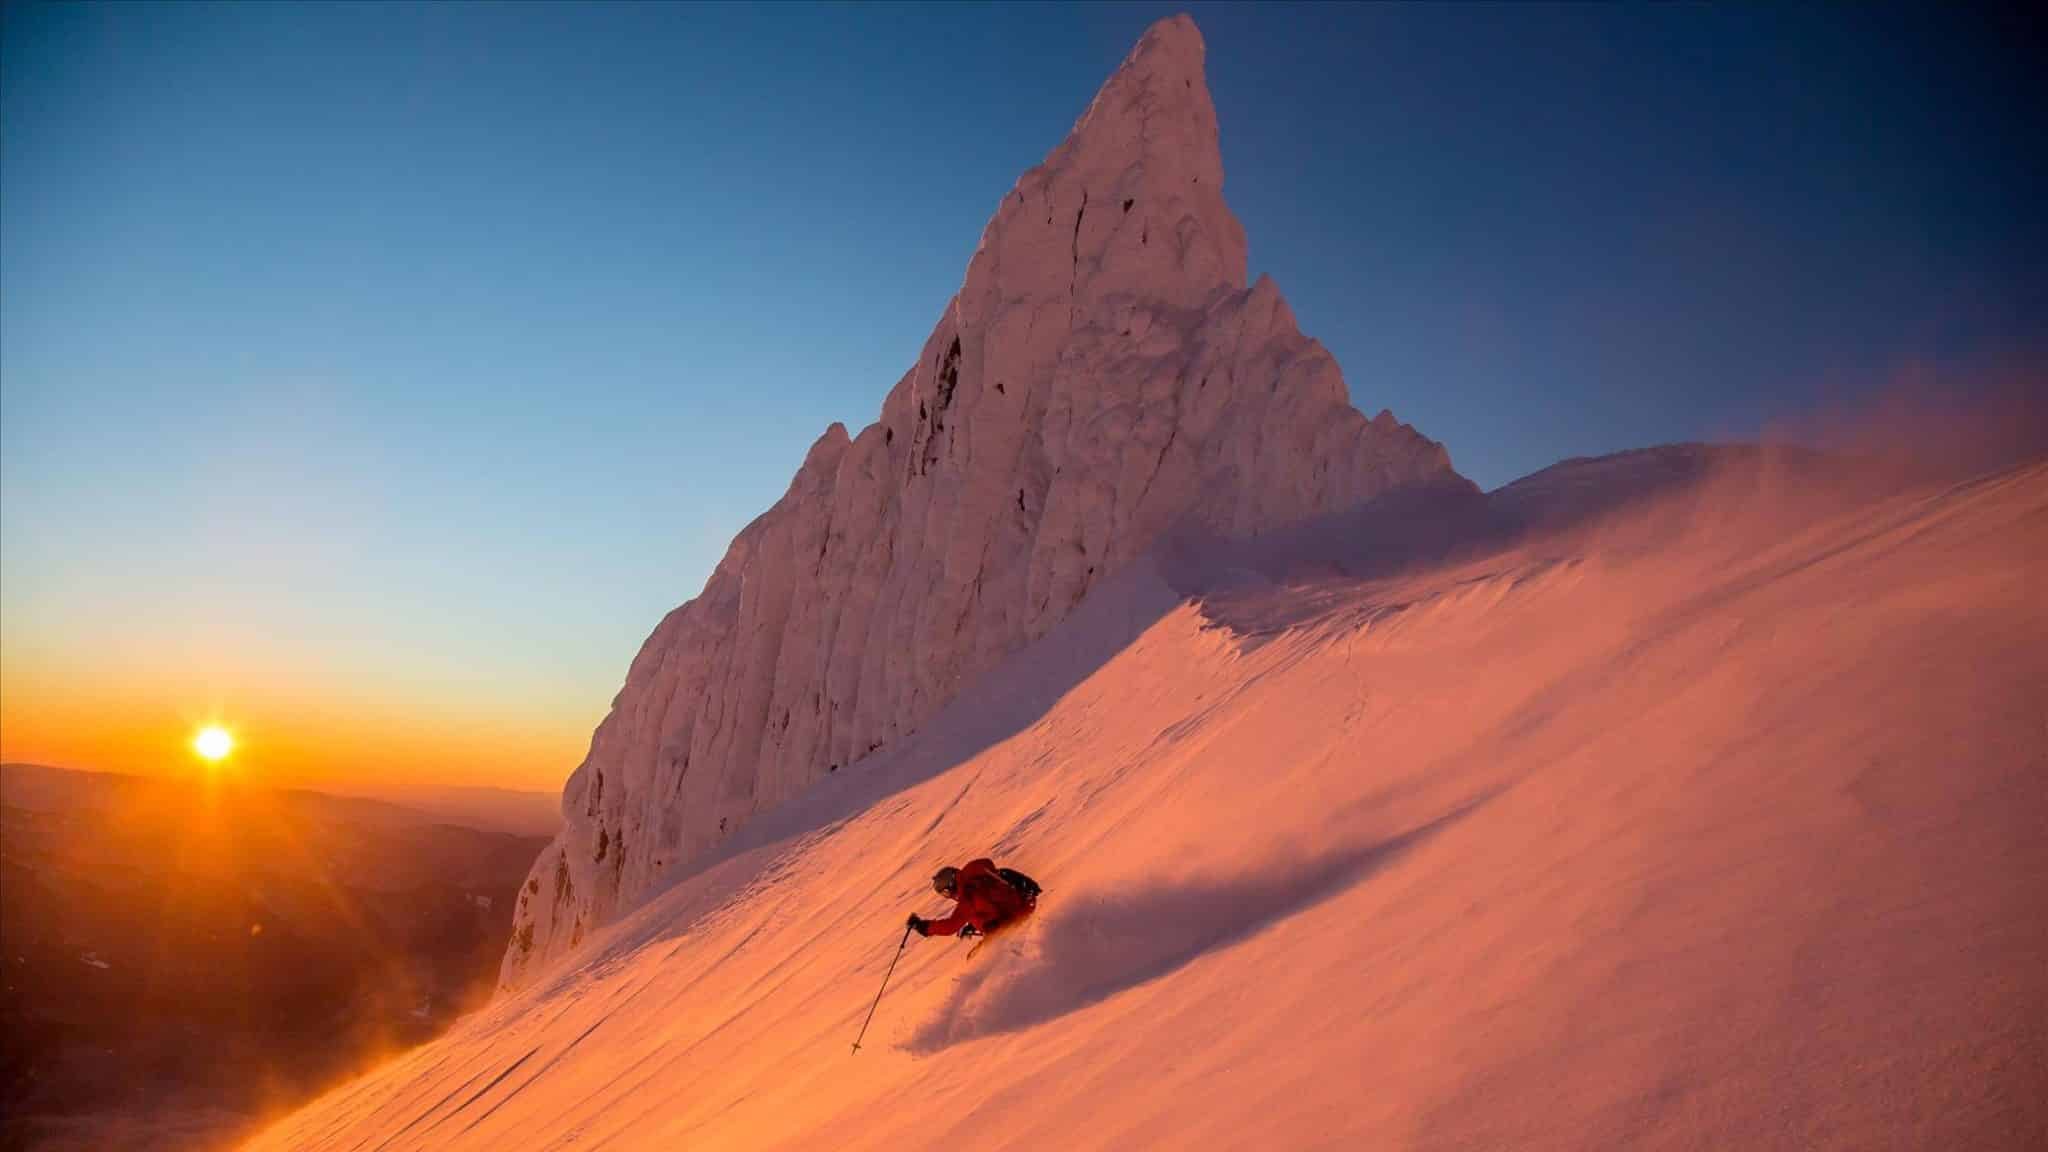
[193,725,235,763]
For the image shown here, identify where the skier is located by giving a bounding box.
[907,858,1039,941]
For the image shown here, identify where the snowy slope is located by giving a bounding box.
[245,455,2048,1151]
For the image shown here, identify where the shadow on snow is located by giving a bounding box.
[906,802,1483,1052]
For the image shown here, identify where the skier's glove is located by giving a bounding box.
[959,924,980,939]
[907,914,927,936]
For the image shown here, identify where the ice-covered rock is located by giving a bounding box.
[501,15,1467,988]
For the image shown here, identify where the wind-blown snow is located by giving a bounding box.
[245,453,2048,1150]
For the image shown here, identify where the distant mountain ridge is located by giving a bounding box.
[0,763,559,839]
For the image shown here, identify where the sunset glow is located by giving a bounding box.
[0,654,589,793]
[193,725,235,763]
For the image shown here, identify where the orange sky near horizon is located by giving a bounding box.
[1,655,590,794]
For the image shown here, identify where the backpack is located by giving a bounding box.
[996,867,1042,908]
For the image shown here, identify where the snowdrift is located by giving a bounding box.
[246,452,2048,1150]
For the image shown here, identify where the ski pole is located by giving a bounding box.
[852,922,914,1054]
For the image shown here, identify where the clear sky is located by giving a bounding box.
[3,3,2040,791]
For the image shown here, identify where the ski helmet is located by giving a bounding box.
[932,866,960,897]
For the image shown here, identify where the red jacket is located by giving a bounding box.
[922,858,1031,937]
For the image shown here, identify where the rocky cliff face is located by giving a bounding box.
[502,15,1467,989]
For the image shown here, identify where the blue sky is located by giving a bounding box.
[2,3,2040,781]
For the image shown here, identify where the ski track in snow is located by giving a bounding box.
[241,457,2048,1152]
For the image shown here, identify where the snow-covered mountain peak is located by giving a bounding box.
[497,15,1463,991]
